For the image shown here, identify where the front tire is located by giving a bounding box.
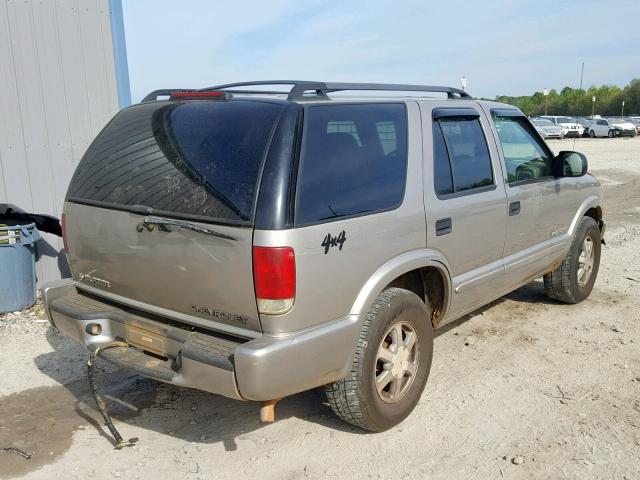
[544,216,601,303]
[589,130,595,138]
[325,288,433,432]
[608,129,615,138]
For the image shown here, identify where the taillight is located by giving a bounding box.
[61,213,68,252]
[253,246,295,315]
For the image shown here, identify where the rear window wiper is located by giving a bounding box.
[140,216,237,241]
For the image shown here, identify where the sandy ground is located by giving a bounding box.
[1,137,639,480]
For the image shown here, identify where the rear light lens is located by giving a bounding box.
[253,246,295,315]
[61,213,68,252]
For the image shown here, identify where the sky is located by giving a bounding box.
[122,0,640,103]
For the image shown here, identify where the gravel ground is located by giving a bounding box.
[1,136,639,480]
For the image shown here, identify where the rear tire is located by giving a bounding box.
[544,216,601,303]
[589,130,595,138]
[325,288,433,432]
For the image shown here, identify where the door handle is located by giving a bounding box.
[509,201,521,216]
[435,217,452,236]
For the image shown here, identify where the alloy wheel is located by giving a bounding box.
[577,235,595,287]
[374,322,420,403]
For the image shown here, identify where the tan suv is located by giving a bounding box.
[43,81,606,431]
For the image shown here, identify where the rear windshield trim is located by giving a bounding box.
[65,197,253,228]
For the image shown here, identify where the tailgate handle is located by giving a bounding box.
[138,216,237,241]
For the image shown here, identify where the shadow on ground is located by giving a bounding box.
[435,279,559,338]
[1,324,364,478]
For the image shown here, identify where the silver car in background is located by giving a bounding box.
[531,118,564,139]
[541,115,584,137]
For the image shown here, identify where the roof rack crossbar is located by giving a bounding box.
[201,81,329,100]
[200,80,471,101]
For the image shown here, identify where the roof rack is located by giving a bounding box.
[200,80,472,101]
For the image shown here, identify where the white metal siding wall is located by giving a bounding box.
[0,0,120,285]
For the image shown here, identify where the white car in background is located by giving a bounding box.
[607,118,637,137]
[541,116,584,137]
[588,118,637,138]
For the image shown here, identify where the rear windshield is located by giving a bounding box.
[67,99,284,223]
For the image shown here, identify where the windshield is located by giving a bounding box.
[555,117,576,124]
[67,99,285,224]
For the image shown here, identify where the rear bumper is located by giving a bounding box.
[42,280,361,401]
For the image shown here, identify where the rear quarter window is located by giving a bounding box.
[295,103,408,226]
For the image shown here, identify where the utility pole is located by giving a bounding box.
[461,76,467,92]
[543,88,549,116]
[622,100,625,116]
[592,96,596,117]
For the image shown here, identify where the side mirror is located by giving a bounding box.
[556,151,588,177]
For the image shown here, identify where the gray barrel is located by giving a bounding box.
[0,222,41,313]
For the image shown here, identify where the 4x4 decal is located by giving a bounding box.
[322,230,347,254]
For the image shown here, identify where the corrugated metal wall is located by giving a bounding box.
[0,0,121,285]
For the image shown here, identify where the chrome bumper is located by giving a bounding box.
[42,280,361,401]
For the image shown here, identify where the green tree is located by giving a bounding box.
[493,79,639,117]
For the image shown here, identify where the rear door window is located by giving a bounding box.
[432,116,494,196]
[295,104,408,225]
[67,99,285,224]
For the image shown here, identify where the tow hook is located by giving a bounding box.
[87,343,139,449]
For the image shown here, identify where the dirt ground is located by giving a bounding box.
[1,137,639,480]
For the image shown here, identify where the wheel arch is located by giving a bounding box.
[350,250,452,328]
[568,195,604,238]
